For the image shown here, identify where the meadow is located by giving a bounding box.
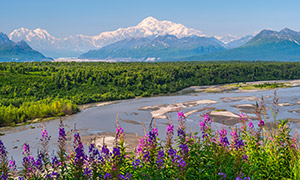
[0,104,299,179]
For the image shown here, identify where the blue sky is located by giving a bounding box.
[1,0,300,37]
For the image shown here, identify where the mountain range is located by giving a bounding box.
[4,16,300,61]
[8,17,249,58]
[0,32,49,61]
[187,28,300,61]
[79,34,226,60]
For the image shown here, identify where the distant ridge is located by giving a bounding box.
[0,32,50,61]
[186,28,300,61]
[79,34,225,60]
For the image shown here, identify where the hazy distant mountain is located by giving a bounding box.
[186,28,300,61]
[225,35,253,49]
[0,32,49,61]
[79,34,225,60]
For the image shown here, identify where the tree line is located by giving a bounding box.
[0,61,300,126]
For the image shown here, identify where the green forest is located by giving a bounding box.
[0,61,300,127]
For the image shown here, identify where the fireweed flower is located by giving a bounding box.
[167,124,174,135]
[8,159,17,172]
[248,122,254,129]
[258,120,264,127]
[203,114,211,123]
[218,129,229,146]
[239,113,248,121]
[177,111,186,120]
[23,143,30,155]
[116,125,124,139]
[137,137,146,154]
[199,121,207,130]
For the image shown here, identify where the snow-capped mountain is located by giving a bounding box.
[8,16,245,58]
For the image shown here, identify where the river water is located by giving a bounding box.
[1,85,300,166]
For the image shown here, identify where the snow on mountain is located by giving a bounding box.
[214,34,240,44]
[7,17,245,58]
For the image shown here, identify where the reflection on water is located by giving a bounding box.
[2,86,300,166]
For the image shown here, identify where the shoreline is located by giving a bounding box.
[1,78,300,131]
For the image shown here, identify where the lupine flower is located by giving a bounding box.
[177,128,185,138]
[143,151,150,162]
[242,154,248,161]
[177,156,186,168]
[101,145,110,158]
[234,139,244,150]
[118,173,132,180]
[83,167,91,178]
[103,173,113,179]
[132,159,142,169]
[51,156,59,168]
[168,148,177,157]
[73,133,86,170]
[218,172,226,179]
[156,150,165,168]
[58,126,66,141]
[112,147,121,160]
[0,140,9,179]
[1,173,8,180]
[179,144,189,155]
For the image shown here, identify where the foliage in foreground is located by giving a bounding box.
[1,61,300,126]
[1,108,300,180]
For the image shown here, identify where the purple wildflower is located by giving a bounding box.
[177,111,186,120]
[218,172,227,179]
[258,120,264,127]
[203,114,211,123]
[248,122,254,129]
[167,124,174,135]
[179,144,189,155]
[177,128,185,138]
[104,173,113,180]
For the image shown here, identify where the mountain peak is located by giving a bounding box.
[140,16,158,23]
[0,32,12,44]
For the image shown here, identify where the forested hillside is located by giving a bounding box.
[1,61,300,126]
